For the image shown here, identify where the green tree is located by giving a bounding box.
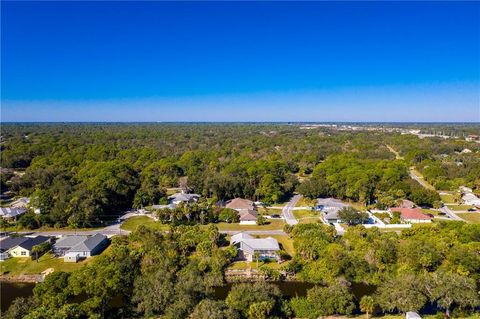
[360,295,375,319]
[375,274,427,313]
[338,207,369,225]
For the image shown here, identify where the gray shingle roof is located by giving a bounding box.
[54,236,89,249]
[0,207,27,218]
[0,237,28,252]
[68,233,107,253]
[17,236,50,251]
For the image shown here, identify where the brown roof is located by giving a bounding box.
[238,209,258,221]
[226,198,254,211]
[390,207,432,220]
[399,199,415,209]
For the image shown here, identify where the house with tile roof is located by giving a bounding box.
[389,207,432,223]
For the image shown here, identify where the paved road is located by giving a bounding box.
[409,169,434,190]
[282,195,302,225]
[439,206,464,221]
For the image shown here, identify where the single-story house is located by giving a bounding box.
[0,236,30,261]
[389,207,432,223]
[7,236,51,258]
[231,232,280,261]
[53,233,109,262]
[462,193,480,207]
[316,198,349,223]
[10,197,30,208]
[168,192,200,206]
[226,198,258,224]
[226,198,255,211]
[0,207,27,220]
[238,209,258,224]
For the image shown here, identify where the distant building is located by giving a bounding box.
[0,207,27,220]
[10,197,30,208]
[316,198,349,223]
[389,207,432,223]
[231,232,280,261]
[225,198,258,224]
[53,233,109,262]
[168,192,200,206]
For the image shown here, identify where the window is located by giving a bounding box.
[21,251,26,256]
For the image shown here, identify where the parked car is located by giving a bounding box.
[270,214,281,219]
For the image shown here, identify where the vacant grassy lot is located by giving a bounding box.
[293,209,318,220]
[1,252,95,276]
[214,219,285,231]
[295,197,316,207]
[446,204,475,211]
[457,213,480,223]
[120,216,169,232]
[440,193,456,204]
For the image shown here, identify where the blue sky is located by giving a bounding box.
[1,1,479,122]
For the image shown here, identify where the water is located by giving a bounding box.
[1,281,375,312]
[1,282,35,312]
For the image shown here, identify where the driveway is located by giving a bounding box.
[282,195,302,225]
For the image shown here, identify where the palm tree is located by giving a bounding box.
[360,295,375,319]
[253,251,261,268]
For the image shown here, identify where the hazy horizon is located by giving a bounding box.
[1,1,479,122]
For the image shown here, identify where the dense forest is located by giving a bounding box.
[1,123,479,227]
[4,222,479,319]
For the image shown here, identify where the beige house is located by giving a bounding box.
[7,236,50,258]
[225,198,258,224]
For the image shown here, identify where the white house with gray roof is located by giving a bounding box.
[0,207,27,220]
[231,232,280,261]
[53,233,109,262]
[168,192,200,206]
[316,198,349,223]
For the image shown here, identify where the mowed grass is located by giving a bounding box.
[293,209,318,219]
[421,208,440,216]
[268,235,294,256]
[457,213,480,223]
[1,252,95,276]
[120,216,169,232]
[295,197,316,207]
[214,219,285,231]
[446,204,475,211]
[440,193,456,204]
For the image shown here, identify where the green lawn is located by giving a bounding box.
[446,204,475,211]
[295,197,316,207]
[227,260,283,270]
[1,252,95,276]
[120,216,169,232]
[293,209,318,219]
[214,219,285,231]
[268,235,294,256]
[440,193,456,204]
[457,213,480,223]
[422,208,440,216]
